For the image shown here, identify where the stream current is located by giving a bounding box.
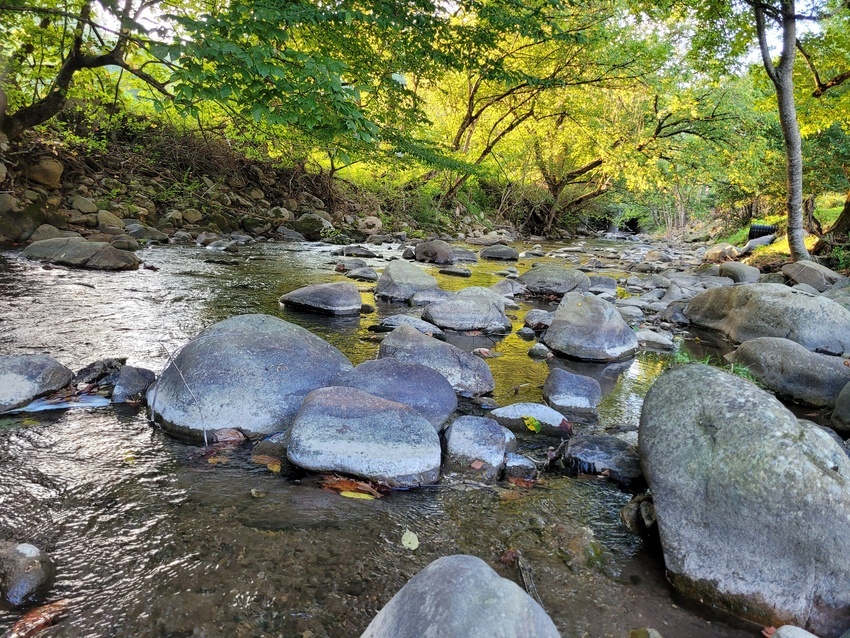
[0,239,758,637]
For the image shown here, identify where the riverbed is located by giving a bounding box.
[0,239,758,637]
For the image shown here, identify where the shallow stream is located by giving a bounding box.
[0,240,759,637]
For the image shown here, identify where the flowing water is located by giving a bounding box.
[0,240,758,637]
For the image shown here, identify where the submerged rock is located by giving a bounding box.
[378,324,494,397]
[287,387,441,487]
[640,364,850,636]
[147,314,352,441]
[566,435,642,487]
[360,555,560,638]
[0,354,73,413]
[333,359,457,430]
[542,367,601,417]
[367,315,446,340]
[0,542,55,609]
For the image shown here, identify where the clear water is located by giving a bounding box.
[0,241,755,637]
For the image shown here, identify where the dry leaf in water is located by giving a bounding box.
[401,530,419,550]
[5,599,70,638]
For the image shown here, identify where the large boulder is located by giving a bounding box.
[378,324,494,397]
[421,287,512,334]
[727,337,850,408]
[640,364,850,636]
[332,359,457,430]
[290,213,333,241]
[279,282,363,316]
[685,283,850,356]
[375,260,439,302]
[543,293,638,361]
[782,261,847,292]
[286,387,441,487]
[518,265,591,297]
[25,158,64,189]
[0,354,73,413]
[360,555,560,638]
[414,239,455,264]
[719,262,760,284]
[0,542,55,609]
[23,237,139,270]
[147,314,353,441]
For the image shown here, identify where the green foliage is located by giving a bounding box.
[672,349,762,386]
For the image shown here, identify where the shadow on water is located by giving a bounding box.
[0,241,754,637]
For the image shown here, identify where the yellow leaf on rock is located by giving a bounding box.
[339,491,375,500]
[523,416,542,433]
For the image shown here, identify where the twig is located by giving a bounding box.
[515,550,543,605]
[153,343,207,446]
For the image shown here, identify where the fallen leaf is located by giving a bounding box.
[251,454,281,471]
[121,450,137,466]
[470,460,485,470]
[559,418,572,435]
[5,599,70,638]
[250,489,267,498]
[401,530,419,550]
[523,416,542,434]
[266,461,281,473]
[213,428,245,444]
[508,476,535,488]
[339,491,375,500]
[207,455,229,465]
[319,474,387,498]
[761,627,777,638]
[499,548,520,565]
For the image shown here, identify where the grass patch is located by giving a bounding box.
[672,349,763,387]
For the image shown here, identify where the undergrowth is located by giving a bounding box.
[671,349,763,387]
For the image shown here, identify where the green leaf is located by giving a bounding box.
[523,416,542,434]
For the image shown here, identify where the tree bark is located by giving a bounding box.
[829,191,850,237]
[754,0,811,261]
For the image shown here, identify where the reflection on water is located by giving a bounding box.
[0,241,752,637]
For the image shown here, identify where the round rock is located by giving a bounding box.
[543,293,638,361]
[543,367,601,416]
[378,324,495,397]
[360,555,560,638]
[375,260,439,302]
[147,314,353,441]
[0,542,55,609]
[286,387,441,487]
[421,287,512,334]
[280,282,363,316]
[640,363,850,635]
[444,415,508,483]
[333,359,457,430]
[479,245,519,261]
[518,265,590,297]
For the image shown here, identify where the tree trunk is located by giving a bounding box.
[755,0,811,261]
[829,191,850,237]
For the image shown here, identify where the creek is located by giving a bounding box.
[0,239,757,637]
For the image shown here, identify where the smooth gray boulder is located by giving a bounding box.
[824,280,850,311]
[719,261,760,283]
[489,278,527,298]
[0,354,73,413]
[640,364,850,636]
[566,435,642,487]
[360,555,560,638]
[126,223,168,242]
[147,314,352,441]
[367,315,446,340]
[23,236,139,270]
[685,283,850,355]
[523,309,552,330]
[833,383,850,434]
[291,213,333,241]
[489,402,572,438]
[518,264,591,297]
[542,367,601,416]
[378,324,494,397]
[479,244,519,261]
[504,453,538,479]
[444,416,508,483]
[0,542,55,609]
[782,261,847,292]
[287,387,441,487]
[333,359,457,430]
[410,288,452,306]
[346,267,379,282]
[727,337,850,407]
[280,282,363,316]
[544,293,638,361]
[421,287,512,334]
[112,365,156,404]
[375,260,439,302]
[414,239,455,264]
